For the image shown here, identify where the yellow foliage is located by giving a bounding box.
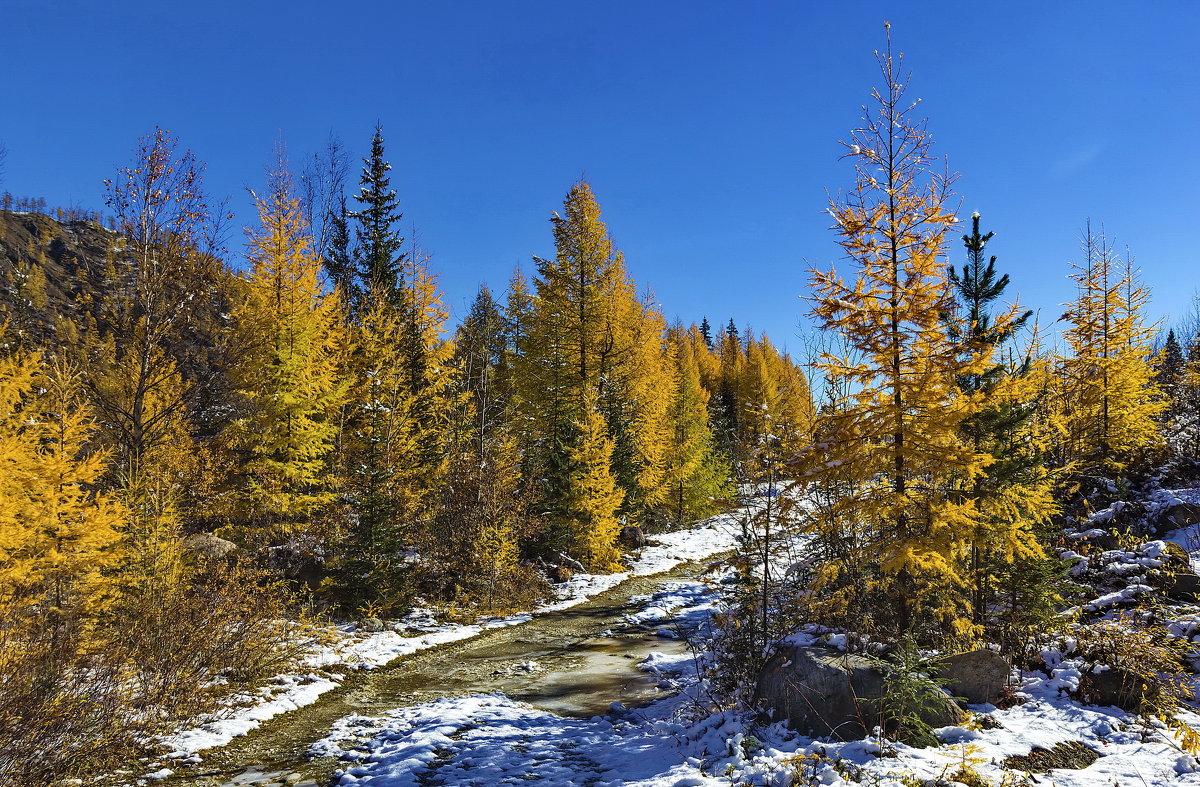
[1058,226,1163,470]
[800,34,992,637]
[562,390,625,571]
[227,180,348,536]
[516,181,675,522]
[0,348,125,611]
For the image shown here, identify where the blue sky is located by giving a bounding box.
[4,1,1198,350]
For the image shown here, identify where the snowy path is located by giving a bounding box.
[145,511,757,787]
[156,504,757,767]
[315,694,707,787]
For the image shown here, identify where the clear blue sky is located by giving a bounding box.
[4,1,1198,351]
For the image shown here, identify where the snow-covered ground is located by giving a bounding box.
[303,491,1200,787]
[312,566,1200,786]
[159,505,754,761]
[311,685,1200,786]
[160,488,1200,785]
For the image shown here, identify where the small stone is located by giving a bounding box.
[359,617,385,633]
[284,775,304,785]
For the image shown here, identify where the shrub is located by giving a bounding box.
[1067,614,1199,754]
[873,635,956,747]
[0,560,305,783]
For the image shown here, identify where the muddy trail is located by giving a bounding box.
[155,558,722,787]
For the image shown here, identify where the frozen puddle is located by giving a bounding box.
[479,634,687,717]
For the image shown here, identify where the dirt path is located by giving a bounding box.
[156,559,720,787]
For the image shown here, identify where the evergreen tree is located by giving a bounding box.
[334,241,454,608]
[944,212,1054,629]
[333,287,425,608]
[699,317,713,349]
[713,320,744,463]
[1155,329,1185,422]
[451,284,508,447]
[948,212,1033,375]
[350,127,405,298]
[323,194,355,300]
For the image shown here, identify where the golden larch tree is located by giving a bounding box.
[561,390,625,571]
[0,347,124,615]
[1059,224,1163,475]
[799,27,991,640]
[227,173,347,539]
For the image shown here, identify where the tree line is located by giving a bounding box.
[0,124,814,780]
[717,31,1190,696]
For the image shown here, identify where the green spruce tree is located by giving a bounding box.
[350,127,405,298]
[323,194,355,299]
[945,212,1057,636]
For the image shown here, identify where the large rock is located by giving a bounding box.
[1169,572,1200,601]
[930,649,1011,705]
[1077,666,1147,712]
[1161,503,1200,533]
[754,646,966,741]
[183,532,238,561]
[619,525,646,549]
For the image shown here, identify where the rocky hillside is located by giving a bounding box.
[0,208,238,439]
[0,209,115,345]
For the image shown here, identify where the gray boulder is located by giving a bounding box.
[754,646,965,741]
[183,532,238,561]
[359,617,386,633]
[619,525,646,549]
[1161,503,1200,533]
[930,649,1011,705]
[1169,572,1200,601]
[1078,665,1145,712]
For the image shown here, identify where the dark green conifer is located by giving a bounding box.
[351,127,405,296]
[323,194,355,300]
[946,212,1056,631]
[1156,329,1185,421]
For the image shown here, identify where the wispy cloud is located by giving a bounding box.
[1048,141,1107,180]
